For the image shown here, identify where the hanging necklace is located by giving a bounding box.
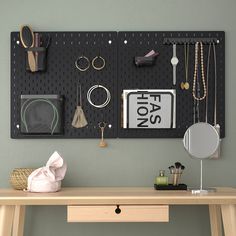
[192,42,207,101]
[181,43,190,90]
[193,62,201,123]
[205,43,212,122]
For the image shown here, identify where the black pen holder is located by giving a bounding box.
[25,47,47,72]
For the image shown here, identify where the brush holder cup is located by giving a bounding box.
[26,47,47,72]
[172,173,181,186]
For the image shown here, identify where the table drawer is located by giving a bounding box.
[67,205,169,222]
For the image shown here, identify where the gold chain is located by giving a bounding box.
[184,43,189,83]
[192,42,207,101]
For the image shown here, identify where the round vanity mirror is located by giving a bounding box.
[183,122,220,194]
[183,122,220,159]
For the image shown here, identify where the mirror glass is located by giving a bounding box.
[183,122,220,159]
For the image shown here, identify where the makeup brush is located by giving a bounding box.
[168,166,175,174]
[180,165,185,174]
[175,162,181,168]
[175,162,182,173]
[171,165,175,174]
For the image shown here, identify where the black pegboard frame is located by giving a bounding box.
[11,31,225,139]
[117,31,225,138]
[11,31,118,138]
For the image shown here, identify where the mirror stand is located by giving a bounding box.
[191,160,216,194]
[183,122,220,194]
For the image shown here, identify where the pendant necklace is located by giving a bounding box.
[181,43,190,90]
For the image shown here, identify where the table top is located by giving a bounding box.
[1,187,236,205]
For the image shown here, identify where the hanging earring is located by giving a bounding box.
[71,83,88,128]
[75,56,90,71]
[92,56,106,71]
[98,122,107,147]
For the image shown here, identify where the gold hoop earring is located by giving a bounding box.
[92,56,105,71]
[75,56,90,72]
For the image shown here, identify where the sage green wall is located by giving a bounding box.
[0,0,235,235]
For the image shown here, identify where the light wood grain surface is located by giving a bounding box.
[209,205,223,236]
[67,205,169,222]
[0,205,14,236]
[0,187,236,205]
[12,205,25,236]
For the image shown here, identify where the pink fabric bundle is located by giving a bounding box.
[27,151,67,193]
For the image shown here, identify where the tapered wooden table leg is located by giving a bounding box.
[12,205,26,236]
[209,205,222,236]
[0,205,15,236]
[221,204,236,236]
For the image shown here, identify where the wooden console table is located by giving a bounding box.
[1,187,236,236]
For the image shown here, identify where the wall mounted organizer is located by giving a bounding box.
[117,31,225,138]
[11,31,225,139]
[11,32,118,138]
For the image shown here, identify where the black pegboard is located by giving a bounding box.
[11,31,225,139]
[117,31,225,138]
[11,32,118,138]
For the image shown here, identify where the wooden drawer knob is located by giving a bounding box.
[115,205,121,214]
